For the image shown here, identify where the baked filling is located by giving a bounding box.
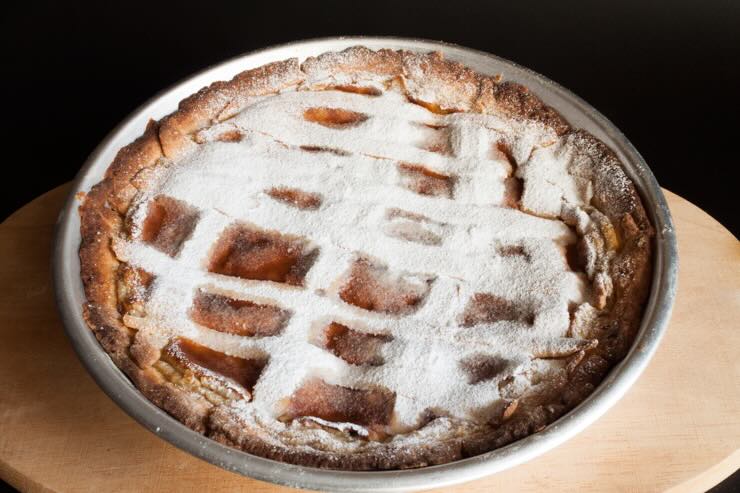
[79,46,653,470]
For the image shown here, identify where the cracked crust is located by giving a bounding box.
[78,46,654,470]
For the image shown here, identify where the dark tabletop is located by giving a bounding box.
[0,1,737,492]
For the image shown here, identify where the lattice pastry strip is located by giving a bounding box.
[87,53,651,464]
[115,204,588,427]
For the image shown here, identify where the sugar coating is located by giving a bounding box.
[116,81,610,438]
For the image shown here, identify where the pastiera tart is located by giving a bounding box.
[79,46,653,470]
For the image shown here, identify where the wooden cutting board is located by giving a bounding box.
[0,184,737,493]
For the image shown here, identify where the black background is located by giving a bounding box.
[0,1,738,492]
[2,0,739,235]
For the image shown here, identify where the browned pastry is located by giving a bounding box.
[78,46,653,470]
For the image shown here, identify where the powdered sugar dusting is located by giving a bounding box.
[112,76,617,447]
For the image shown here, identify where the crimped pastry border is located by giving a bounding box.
[78,46,653,470]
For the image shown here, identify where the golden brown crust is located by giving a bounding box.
[159,59,305,159]
[78,46,654,470]
[301,46,406,79]
[476,77,571,135]
[207,405,467,469]
[79,121,214,434]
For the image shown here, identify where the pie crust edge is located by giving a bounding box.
[78,47,654,470]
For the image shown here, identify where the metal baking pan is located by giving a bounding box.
[53,37,678,492]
